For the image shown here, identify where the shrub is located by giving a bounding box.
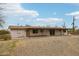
[0,30,11,40]
[0,30,10,35]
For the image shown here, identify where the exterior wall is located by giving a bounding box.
[9,29,68,39]
[55,30,63,35]
[10,30,26,39]
[54,30,68,36]
[29,29,50,36]
[64,30,68,35]
[61,30,64,35]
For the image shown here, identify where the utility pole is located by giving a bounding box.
[72,16,75,32]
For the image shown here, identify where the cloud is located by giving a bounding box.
[75,16,79,19]
[36,18,63,23]
[1,3,39,17]
[65,11,79,20]
[65,11,79,16]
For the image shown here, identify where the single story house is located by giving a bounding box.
[8,26,68,39]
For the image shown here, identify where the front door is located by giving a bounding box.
[49,29,55,36]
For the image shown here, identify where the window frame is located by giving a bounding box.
[32,29,38,34]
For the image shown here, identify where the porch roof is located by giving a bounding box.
[9,26,67,30]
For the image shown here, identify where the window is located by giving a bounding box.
[40,29,44,33]
[32,29,38,34]
[63,30,66,32]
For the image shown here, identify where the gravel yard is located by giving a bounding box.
[0,35,79,56]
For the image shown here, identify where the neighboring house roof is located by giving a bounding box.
[8,26,67,30]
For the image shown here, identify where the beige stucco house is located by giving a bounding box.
[8,26,68,39]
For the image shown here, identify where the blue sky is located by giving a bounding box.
[2,3,79,28]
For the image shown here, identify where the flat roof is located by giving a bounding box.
[9,26,67,30]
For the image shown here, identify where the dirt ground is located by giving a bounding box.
[0,35,79,56]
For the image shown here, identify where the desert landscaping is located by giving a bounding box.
[0,35,79,56]
[0,3,79,56]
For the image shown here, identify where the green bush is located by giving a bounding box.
[0,30,11,40]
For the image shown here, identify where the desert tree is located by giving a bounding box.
[0,3,5,28]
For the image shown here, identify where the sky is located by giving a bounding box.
[1,3,79,28]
